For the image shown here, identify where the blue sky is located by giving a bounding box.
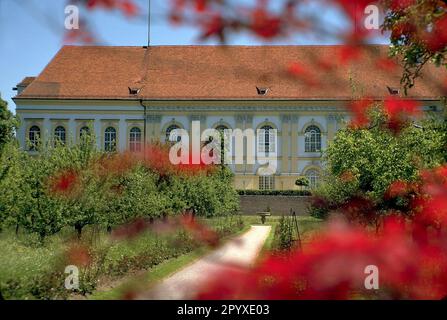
[0,0,389,113]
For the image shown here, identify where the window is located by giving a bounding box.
[104,127,117,152]
[305,169,320,189]
[259,176,275,191]
[166,125,181,143]
[80,126,90,138]
[258,125,276,154]
[54,126,66,145]
[305,125,321,153]
[28,125,40,151]
[129,127,142,152]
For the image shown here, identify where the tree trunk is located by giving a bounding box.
[75,224,83,240]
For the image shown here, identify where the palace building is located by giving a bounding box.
[13,45,446,190]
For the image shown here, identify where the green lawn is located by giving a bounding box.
[88,220,251,300]
[88,247,209,300]
[0,214,323,300]
[0,216,247,300]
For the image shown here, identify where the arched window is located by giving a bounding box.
[54,126,66,145]
[305,169,320,189]
[166,124,181,143]
[28,125,40,151]
[305,125,321,153]
[258,125,275,153]
[80,126,90,138]
[129,127,142,152]
[104,127,117,152]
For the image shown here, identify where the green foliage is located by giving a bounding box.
[275,215,294,251]
[0,131,239,239]
[316,109,446,217]
[177,166,239,217]
[105,166,168,228]
[103,230,199,277]
[1,146,66,240]
[295,176,310,187]
[0,215,246,299]
[381,1,447,92]
[0,95,18,155]
[237,189,311,196]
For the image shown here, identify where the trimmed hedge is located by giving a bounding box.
[237,190,311,196]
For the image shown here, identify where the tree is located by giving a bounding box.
[104,165,169,229]
[318,107,446,222]
[0,95,18,154]
[381,0,447,92]
[4,150,67,241]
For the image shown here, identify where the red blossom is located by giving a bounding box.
[423,15,447,53]
[250,7,282,39]
[385,180,412,199]
[390,21,416,41]
[66,244,92,267]
[390,0,415,11]
[376,57,399,72]
[348,98,375,128]
[49,170,79,195]
[195,0,208,12]
[194,164,447,300]
[83,0,139,17]
[64,24,96,44]
[112,218,150,240]
[197,213,447,299]
[180,214,220,247]
[383,97,420,134]
[338,45,363,65]
[287,62,319,87]
[199,14,226,41]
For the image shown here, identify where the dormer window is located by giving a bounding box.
[387,86,400,95]
[128,87,141,95]
[256,87,269,96]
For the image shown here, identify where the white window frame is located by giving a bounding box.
[129,127,142,152]
[258,125,276,154]
[54,126,66,145]
[305,169,320,189]
[28,125,40,151]
[305,125,322,153]
[104,127,117,152]
[259,175,275,191]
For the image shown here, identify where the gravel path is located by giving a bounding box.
[139,225,271,300]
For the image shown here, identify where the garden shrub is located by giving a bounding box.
[274,215,294,252]
[237,190,311,196]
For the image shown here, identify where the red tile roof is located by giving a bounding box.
[17,77,36,87]
[14,45,447,101]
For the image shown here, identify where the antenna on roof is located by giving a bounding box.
[147,0,151,47]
